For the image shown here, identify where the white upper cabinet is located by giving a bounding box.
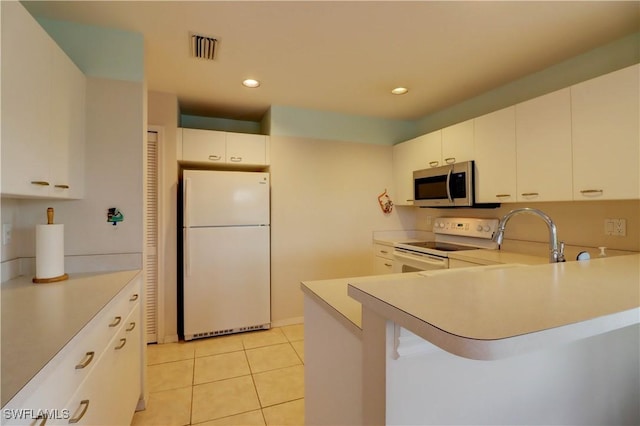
[182,128,226,163]
[181,128,269,166]
[515,88,572,202]
[441,119,474,165]
[1,2,86,199]
[571,64,640,200]
[392,131,441,205]
[226,132,270,165]
[473,107,517,203]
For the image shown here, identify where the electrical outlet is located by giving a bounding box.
[604,218,626,236]
[614,218,626,236]
[2,224,12,245]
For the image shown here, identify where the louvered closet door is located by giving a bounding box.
[145,131,159,343]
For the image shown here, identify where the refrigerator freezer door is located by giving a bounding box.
[183,226,270,339]
[183,169,270,227]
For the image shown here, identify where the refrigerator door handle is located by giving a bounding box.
[183,177,191,228]
[184,228,191,277]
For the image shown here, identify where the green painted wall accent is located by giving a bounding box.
[36,17,144,82]
[180,115,263,134]
[415,32,640,136]
[268,105,416,145]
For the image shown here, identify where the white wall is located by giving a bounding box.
[2,77,144,265]
[270,135,415,324]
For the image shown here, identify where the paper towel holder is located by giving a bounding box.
[33,207,69,284]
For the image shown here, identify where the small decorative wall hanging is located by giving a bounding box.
[378,189,393,214]
[107,207,124,225]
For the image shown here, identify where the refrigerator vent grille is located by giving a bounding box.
[191,33,217,60]
[192,324,270,340]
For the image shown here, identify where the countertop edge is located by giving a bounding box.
[348,283,640,361]
[300,281,362,337]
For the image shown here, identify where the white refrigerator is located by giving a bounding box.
[182,169,270,341]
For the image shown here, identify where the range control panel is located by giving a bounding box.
[433,217,499,239]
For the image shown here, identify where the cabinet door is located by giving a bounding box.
[474,107,517,203]
[50,44,86,199]
[423,130,443,168]
[226,132,268,165]
[182,128,226,163]
[572,64,640,200]
[373,256,394,275]
[516,88,573,202]
[392,132,437,205]
[441,119,474,165]
[1,1,53,197]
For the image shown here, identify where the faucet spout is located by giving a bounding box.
[493,208,565,263]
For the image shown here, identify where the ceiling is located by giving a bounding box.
[23,1,640,122]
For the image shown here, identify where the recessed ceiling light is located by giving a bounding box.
[242,79,260,88]
[391,87,409,95]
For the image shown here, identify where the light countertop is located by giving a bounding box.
[1,270,141,407]
[348,254,640,360]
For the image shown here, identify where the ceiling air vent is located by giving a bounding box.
[191,33,217,60]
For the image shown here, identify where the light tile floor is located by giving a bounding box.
[131,325,305,426]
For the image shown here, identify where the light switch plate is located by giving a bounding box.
[2,224,12,245]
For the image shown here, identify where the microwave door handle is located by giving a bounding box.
[446,166,453,203]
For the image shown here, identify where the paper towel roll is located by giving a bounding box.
[35,224,65,279]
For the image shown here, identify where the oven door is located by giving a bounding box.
[392,248,449,273]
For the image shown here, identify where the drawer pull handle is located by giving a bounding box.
[208,155,221,161]
[54,184,70,189]
[444,157,455,164]
[30,181,50,186]
[115,338,127,350]
[380,250,388,254]
[521,192,539,197]
[75,351,95,369]
[406,199,415,202]
[429,161,439,167]
[109,316,122,327]
[126,322,136,332]
[68,400,90,424]
[384,263,392,267]
[129,294,139,302]
[496,194,511,198]
[580,189,603,195]
[36,414,48,426]
[229,156,243,162]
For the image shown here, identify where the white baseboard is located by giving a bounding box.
[271,316,304,328]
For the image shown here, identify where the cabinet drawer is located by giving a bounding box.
[373,256,394,275]
[59,304,142,426]
[3,277,141,418]
[373,243,394,260]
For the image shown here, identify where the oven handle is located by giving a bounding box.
[393,250,447,267]
[446,165,453,203]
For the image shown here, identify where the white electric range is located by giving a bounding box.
[393,217,499,273]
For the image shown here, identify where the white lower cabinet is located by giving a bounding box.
[2,276,143,426]
[373,243,394,275]
[60,304,141,426]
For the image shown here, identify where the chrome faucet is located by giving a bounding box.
[494,208,566,263]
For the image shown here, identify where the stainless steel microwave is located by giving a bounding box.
[413,161,475,207]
